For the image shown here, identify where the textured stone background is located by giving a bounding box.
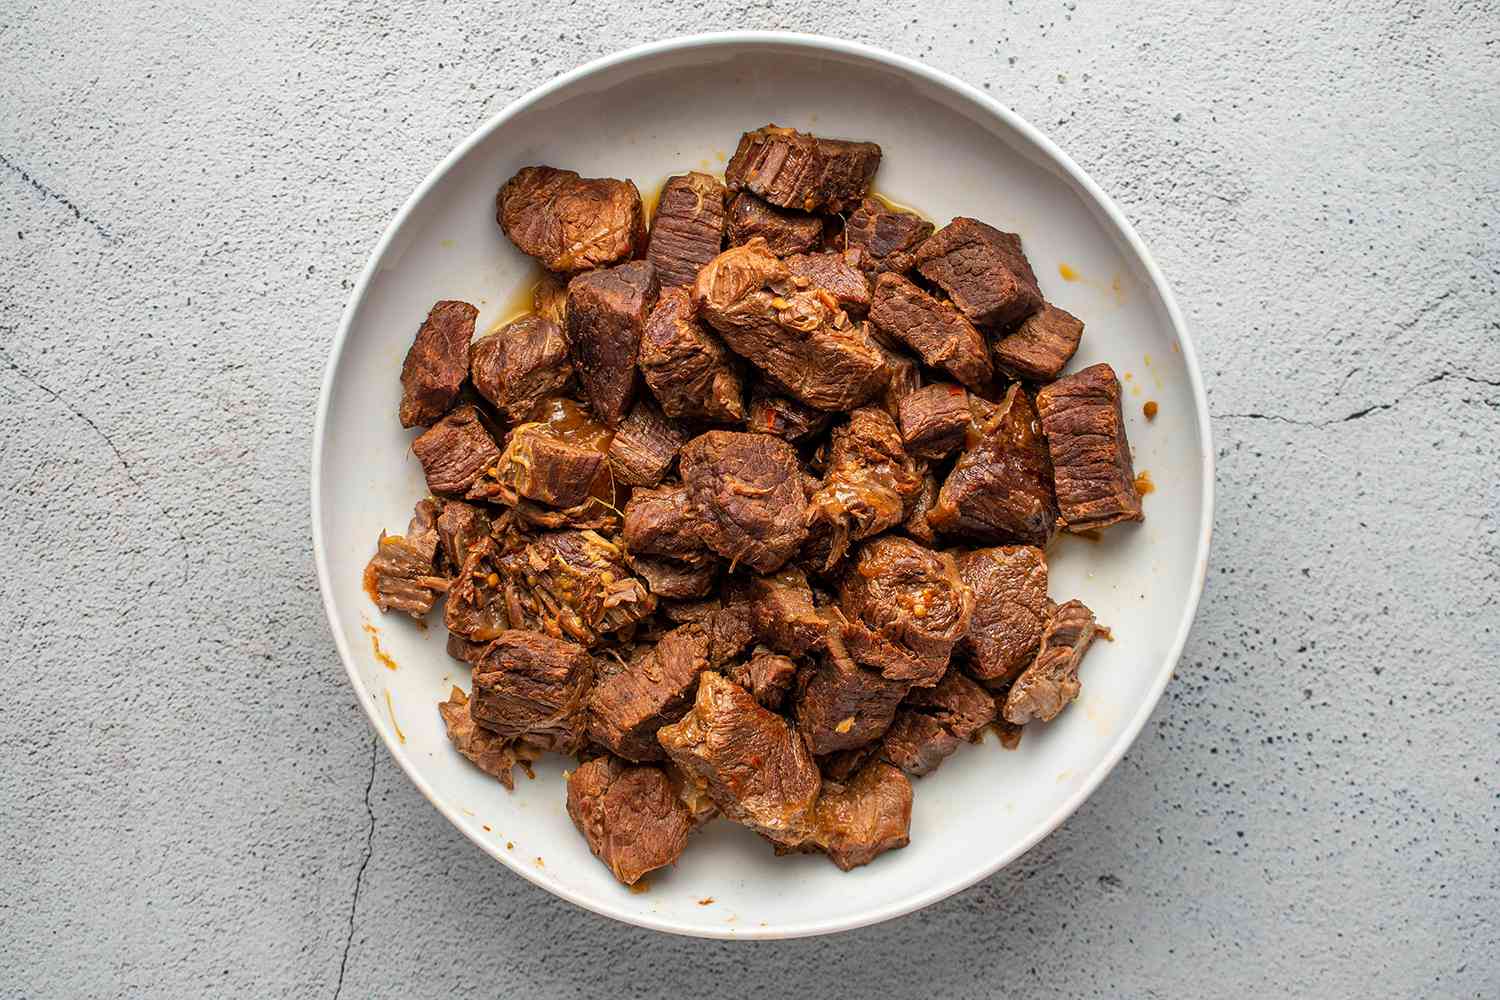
[2,1,1496,997]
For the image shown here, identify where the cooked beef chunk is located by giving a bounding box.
[469,315,573,422]
[956,545,1048,684]
[532,273,568,326]
[607,399,685,488]
[818,744,878,784]
[647,172,728,288]
[565,261,659,427]
[411,404,502,497]
[724,124,881,214]
[501,530,654,646]
[993,302,1084,381]
[794,640,910,754]
[898,383,970,460]
[639,287,745,423]
[443,536,512,642]
[844,198,934,275]
[630,554,717,599]
[929,384,1058,546]
[838,537,973,685]
[588,623,711,761]
[1035,363,1144,531]
[497,165,645,273]
[657,671,822,847]
[784,251,871,317]
[446,633,488,665]
[622,484,708,561]
[679,430,809,574]
[526,394,617,451]
[436,500,492,571]
[907,667,997,740]
[807,761,911,870]
[399,300,477,428]
[902,471,940,546]
[705,592,758,667]
[363,499,448,617]
[728,649,799,710]
[805,407,924,570]
[879,712,957,777]
[567,755,693,885]
[747,382,833,441]
[439,686,534,789]
[727,192,825,256]
[730,568,829,657]
[469,630,593,754]
[475,423,604,508]
[912,217,1043,329]
[1003,599,1102,724]
[663,760,720,829]
[874,340,922,419]
[869,272,994,391]
[691,239,889,412]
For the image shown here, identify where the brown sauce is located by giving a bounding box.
[1058,262,1080,282]
[698,897,715,906]
[363,622,398,671]
[383,689,406,743]
[1133,470,1155,496]
[527,396,613,451]
[1143,400,1159,420]
[494,268,546,328]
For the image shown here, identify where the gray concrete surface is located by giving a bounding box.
[2,1,1496,997]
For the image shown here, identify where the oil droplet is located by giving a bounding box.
[534,856,545,868]
[494,268,545,327]
[482,824,491,832]
[869,189,930,221]
[506,841,514,850]
[698,897,715,906]
[439,238,455,249]
[1144,400,1159,420]
[1058,263,1080,281]
[1134,470,1155,495]
[1143,354,1152,367]
[715,150,726,163]
[384,689,405,743]
[363,623,398,671]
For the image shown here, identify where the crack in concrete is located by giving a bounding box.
[0,151,116,242]
[1215,370,1500,428]
[333,737,378,1000]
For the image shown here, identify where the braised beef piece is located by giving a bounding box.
[363,498,448,617]
[533,273,568,326]
[469,630,593,754]
[679,430,809,574]
[411,404,502,497]
[691,239,889,412]
[929,384,1058,546]
[902,471,940,546]
[663,759,720,829]
[783,251,871,317]
[446,633,488,665]
[443,535,512,642]
[805,406,924,570]
[469,315,573,422]
[912,217,1043,329]
[500,530,654,646]
[747,381,833,441]
[794,638,910,754]
[565,261,660,426]
[818,744,877,784]
[956,545,1048,684]
[728,648,799,710]
[844,198,933,275]
[647,172,728,289]
[1003,599,1102,724]
[838,537,973,685]
[730,568,829,657]
[399,300,477,428]
[607,399,685,488]
[639,287,745,424]
[497,166,645,273]
[869,272,994,392]
[874,339,922,419]
[589,623,711,761]
[567,755,694,885]
[879,712,957,777]
[622,484,708,561]
[629,554,718,600]
[898,383,970,460]
[725,125,881,214]
[993,302,1084,382]
[439,686,534,789]
[436,500,492,571]
[882,668,996,777]
[657,671,822,847]
[807,761,911,870]
[1035,363,1143,531]
[473,423,603,508]
[727,193,826,256]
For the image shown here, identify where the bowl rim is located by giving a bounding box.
[310,29,1215,940]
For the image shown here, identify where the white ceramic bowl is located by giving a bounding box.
[312,32,1213,939]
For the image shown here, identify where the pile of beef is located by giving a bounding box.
[364,124,1142,887]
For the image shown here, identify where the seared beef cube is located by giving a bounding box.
[912,218,1042,329]
[622,484,708,561]
[874,340,922,420]
[794,642,909,754]
[747,382,832,441]
[993,302,1084,382]
[399,300,477,428]
[436,499,492,571]
[498,529,654,646]
[639,287,745,423]
[727,193,825,257]
[679,430,809,574]
[731,568,828,657]
[902,471,940,546]
[869,272,993,392]
[930,384,1058,546]
[532,272,568,326]
[898,383,970,461]
[808,762,911,870]
[629,553,718,600]
[956,545,1048,684]
[438,686,533,789]
[363,498,447,618]
[588,624,711,761]
[446,633,488,665]
[1035,363,1144,531]
[470,629,593,754]
[567,755,694,885]
[838,537,974,685]
[497,165,645,273]
[469,315,573,422]
[647,172,728,288]
[411,405,502,497]
[728,649,799,710]
[882,668,995,776]
[476,423,603,508]
[844,198,934,274]
[607,399,685,488]
[565,261,660,427]
[691,239,889,412]
[444,536,512,642]
[657,671,822,847]
[724,124,881,214]
[1003,599,1102,724]
[805,407,924,570]
[783,251,871,317]
[880,713,958,776]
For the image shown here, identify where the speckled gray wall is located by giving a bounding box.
[1,1,1495,997]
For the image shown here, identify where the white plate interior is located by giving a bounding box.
[313,35,1211,939]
